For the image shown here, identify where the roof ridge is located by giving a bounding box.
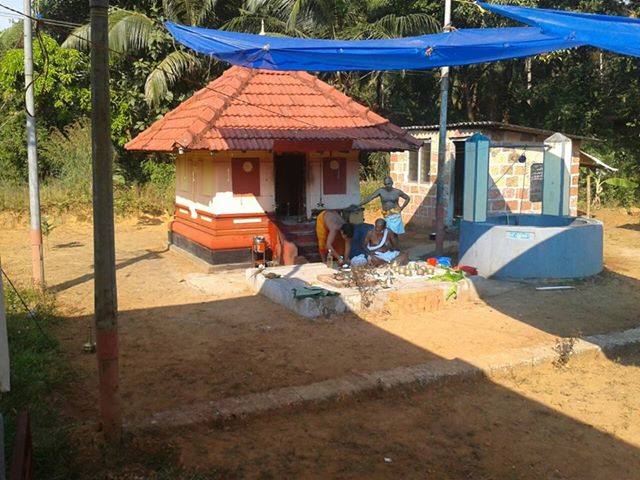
[124,68,243,151]
[292,70,388,126]
[185,67,257,149]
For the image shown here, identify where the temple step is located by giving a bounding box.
[275,219,320,263]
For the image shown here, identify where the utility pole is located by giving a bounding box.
[0,259,9,394]
[91,0,121,441]
[23,0,44,287]
[434,0,452,255]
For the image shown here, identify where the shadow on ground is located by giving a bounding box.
[620,222,640,231]
[50,217,640,478]
[49,247,168,293]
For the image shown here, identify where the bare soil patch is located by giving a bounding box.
[1,208,639,478]
[71,350,640,479]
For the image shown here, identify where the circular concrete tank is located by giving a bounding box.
[459,214,603,279]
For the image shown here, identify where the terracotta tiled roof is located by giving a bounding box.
[125,66,421,152]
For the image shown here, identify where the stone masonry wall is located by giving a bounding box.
[391,128,581,231]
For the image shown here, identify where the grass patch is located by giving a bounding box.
[0,282,75,479]
[0,180,174,218]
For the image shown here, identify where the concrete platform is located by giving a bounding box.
[244,263,497,319]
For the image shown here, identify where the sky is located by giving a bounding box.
[0,0,26,31]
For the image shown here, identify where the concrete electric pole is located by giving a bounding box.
[90,0,121,441]
[23,0,44,287]
[435,0,452,255]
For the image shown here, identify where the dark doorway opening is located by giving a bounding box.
[275,152,306,217]
[453,141,466,218]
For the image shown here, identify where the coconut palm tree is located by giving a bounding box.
[62,0,221,106]
[227,0,438,39]
[226,0,439,110]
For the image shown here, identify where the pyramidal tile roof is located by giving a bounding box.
[125,66,421,152]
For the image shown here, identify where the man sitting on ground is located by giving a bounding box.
[363,218,409,266]
[316,209,351,265]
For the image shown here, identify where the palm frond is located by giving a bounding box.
[224,8,310,37]
[246,0,293,21]
[371,13,439,38]
[109,8,158,53]
[287,0,334,32]
[62,9,157,53]
[145,50,201,106]
[162,0,220,25]
[196,0,221,23]
[62,23,91,50]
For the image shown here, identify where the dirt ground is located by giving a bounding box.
[1,208,640,478]
[167,350,640,480]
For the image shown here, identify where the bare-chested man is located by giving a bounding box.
[364,218,409,267]
[315,209,352,265]
[359,176,410,234]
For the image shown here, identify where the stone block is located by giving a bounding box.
[513,165,526,176]
[506,176,519,187]
[506,200,520,211]
[489,188,502,199]
[491,199,506,210]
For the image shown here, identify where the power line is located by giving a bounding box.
[0,266,47,337]
[0,1,426,133]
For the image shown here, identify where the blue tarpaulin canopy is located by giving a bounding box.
[166,3,640,71]
[480,2,640,58]
[165,23,581,72]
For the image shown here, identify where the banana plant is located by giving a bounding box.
[603,177,639,189]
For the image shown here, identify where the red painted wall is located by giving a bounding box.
[232,157,261,195]
[322,157,346,195]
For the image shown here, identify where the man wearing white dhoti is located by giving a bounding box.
[362,218,409,267]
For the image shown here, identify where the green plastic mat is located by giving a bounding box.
[292,286,340,300]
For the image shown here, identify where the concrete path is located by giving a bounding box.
[129,326,640,431]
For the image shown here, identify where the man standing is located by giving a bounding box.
[359,176,410,235]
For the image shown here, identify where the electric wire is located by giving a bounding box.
[0,1,427,136]
[0,266,47,337]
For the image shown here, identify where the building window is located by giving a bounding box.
[407,141,431,183]
[232,157,260,196]
[323,157,347,194]
[408,150,419,182]
[420,142,431,182]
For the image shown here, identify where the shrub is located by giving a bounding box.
[360,151,389,182]
[360,179,381,213]
[141,156,176,213]
[41,119,93,202]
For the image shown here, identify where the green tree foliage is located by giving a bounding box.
[38,0,90,41]
[0,32,89,183]
[62,1,224,106]
[0,0,638,207]
[0,113,50,183]
[0,21,23,55]
[0,33,90,128]
[41,119,93,196]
